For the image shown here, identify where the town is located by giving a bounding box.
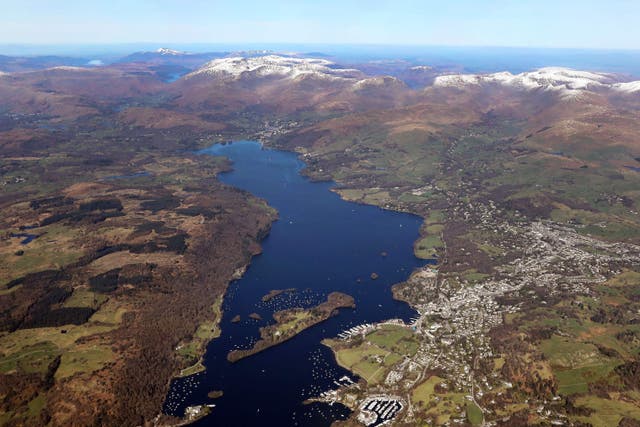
[314,191,640,425]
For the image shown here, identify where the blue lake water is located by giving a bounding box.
[163,141,428,426]
[12,225,39,244]
[165,72,186,83]
[10,233,38,245]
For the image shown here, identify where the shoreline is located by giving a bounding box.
[158,209,277,425]
[160,138,425,425]
[227,292,356,363]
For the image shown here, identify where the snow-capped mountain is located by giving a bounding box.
[172,55,416,114]
[48,66,89,71]
[612,81,640,93]
[409,65,433,71]
[115,49,226,66]
[433,67,638,98]
[156,48,187,56]
[352,76,406,90]
[186,55,364,81]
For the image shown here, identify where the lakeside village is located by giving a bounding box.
[172,145,640,425]
[309,195,640,426]
[179,197,640,426]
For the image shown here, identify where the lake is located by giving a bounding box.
[163,141,428,426]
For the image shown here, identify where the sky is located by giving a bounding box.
[1,0,639,50]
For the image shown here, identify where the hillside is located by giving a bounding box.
[0,52,639,426]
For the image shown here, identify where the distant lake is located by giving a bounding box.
[164,72,186,83]
[163,141,428,426]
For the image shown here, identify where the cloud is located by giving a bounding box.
[87,59,104,66]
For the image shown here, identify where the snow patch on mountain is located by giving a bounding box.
[433,67,622,98]
[188,55,363,81]
[156,48,186,56]
[352,76,405,90]
[409,65,433,71]
[48,66,88,72]
[612,80,640,93]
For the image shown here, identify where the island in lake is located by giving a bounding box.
[261,288,296,302]
[227,292,355,362]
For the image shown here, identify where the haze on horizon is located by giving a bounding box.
[2,0,640,51]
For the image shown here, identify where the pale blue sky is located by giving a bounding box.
[1,0,639,49]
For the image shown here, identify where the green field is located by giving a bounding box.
[540,335,622,395]
[414,234,444,259]
[0,223,85,287]
[466,401,483,426]
[367,324,419,356]
[327,324,419,386]
[0,341,59,374]
[461,269,490,283]
[336,345,391,384]
[62,289,108,309]
[55,346,114,379]
[412,375,466,425]
[0,300,124,377]
[27,394,46,419]
[571,396,640,427]
[177,296,223,377]
[412,375,444,407]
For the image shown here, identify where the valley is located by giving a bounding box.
[0,49,639,426]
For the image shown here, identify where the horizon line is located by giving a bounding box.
[1,42,640,53]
